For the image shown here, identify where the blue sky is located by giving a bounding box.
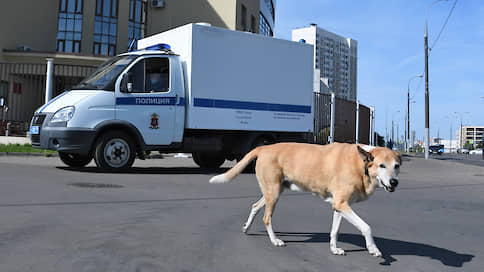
[275,0,483,142]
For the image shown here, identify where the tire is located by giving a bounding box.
[192,152,225,169]
[93,131,136,171]
[58,152,92,167]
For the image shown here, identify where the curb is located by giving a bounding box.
[0,152,58,157]
[0,152,192,159]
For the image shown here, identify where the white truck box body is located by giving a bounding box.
[138,23,314,132]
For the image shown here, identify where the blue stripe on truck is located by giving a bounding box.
[115,96,311,114]
[193,98,311,114]
[116,97,185,105]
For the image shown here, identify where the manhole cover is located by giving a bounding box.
[69,182,124,188]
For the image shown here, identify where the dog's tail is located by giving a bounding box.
[209,147,261,184]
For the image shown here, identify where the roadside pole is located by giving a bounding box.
[370,106,375,146]
[355,100,359,144]
[330,92,335,143]
[45,58,54,103]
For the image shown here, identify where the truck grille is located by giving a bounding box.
[30,114,46,144]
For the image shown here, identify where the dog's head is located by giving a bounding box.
[357,146,402,192]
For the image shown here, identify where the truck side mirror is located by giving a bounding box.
[0,97,5,107]
[120,73,133,93]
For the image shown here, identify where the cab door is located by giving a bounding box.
[115,56,178,146]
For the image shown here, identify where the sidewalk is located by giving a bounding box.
[0,136,31,145]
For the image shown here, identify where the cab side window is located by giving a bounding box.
[146,58,169,92]
[126,57,169,93]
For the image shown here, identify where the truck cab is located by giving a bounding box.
[31,44,186,170]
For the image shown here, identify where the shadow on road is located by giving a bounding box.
[269,232,474,267]
[57,166,229,175]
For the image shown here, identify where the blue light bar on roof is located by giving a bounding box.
[145,43,171,51]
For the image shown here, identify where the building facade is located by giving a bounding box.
[0,0,275,64]
[0,0,275,130]
[456,126,484,148]
[292,24,357,101]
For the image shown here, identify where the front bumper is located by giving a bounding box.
[30,114,96,155]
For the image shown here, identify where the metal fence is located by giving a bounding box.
[0,61,373,141]
[313,92,372,145]
[0,62,96,136]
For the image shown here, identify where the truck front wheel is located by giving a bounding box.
[58,152,92,167]
[192,152,225,169]
[94,131,136,171]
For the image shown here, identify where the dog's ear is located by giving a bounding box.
[357,146,374,163]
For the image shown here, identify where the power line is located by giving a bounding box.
[430,0,458,51]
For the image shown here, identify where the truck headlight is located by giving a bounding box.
[51,106,75,123]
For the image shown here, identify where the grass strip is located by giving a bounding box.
[0,143,56,154]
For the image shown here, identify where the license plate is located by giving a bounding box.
[30,126,39,135]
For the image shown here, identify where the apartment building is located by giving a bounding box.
[457,126,484,148]
[292,24,357,101]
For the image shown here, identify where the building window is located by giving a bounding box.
[259,13,273,36]
[241,4,247,31]
[94,0,118,56]
[264,0,275,21]
[128,0,147,49]
[57,0,83,53]
[250,15,256,33]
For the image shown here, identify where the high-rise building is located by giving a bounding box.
[292,24,357,101]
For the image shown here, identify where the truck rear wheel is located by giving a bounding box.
[192,152,225,169]
[58,152,92,167]
[94,131,136,171]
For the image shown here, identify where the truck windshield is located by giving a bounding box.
[73,55,138,91]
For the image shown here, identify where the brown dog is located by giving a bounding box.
[209,142,402,256]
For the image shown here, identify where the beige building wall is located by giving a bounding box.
[0,0,58,61]
[1,0,261,61]
[145,0,234,38]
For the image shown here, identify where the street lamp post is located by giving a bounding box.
[407,74,423,153]
[444,115,453,152]
[392,110,400,149]
[424,0,448,159]
[454,111,469,149]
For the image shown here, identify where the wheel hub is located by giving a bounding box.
[104,138,130,168]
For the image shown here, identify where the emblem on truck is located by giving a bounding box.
[150,113,160,129]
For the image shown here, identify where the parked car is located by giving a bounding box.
[469,149,483,155]
[457,148,470,154]
[429,144,444,155]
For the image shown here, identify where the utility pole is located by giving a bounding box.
[424,19,430,159]
[407,74,423,152]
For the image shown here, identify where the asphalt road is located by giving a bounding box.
[0,154,483,272]
[414,152,484,167]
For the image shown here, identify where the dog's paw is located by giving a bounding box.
[271,238,286,247]
[330,246,346,255]
[330,247,346,255]
[242,224,249,234]
[367,245,382,257]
